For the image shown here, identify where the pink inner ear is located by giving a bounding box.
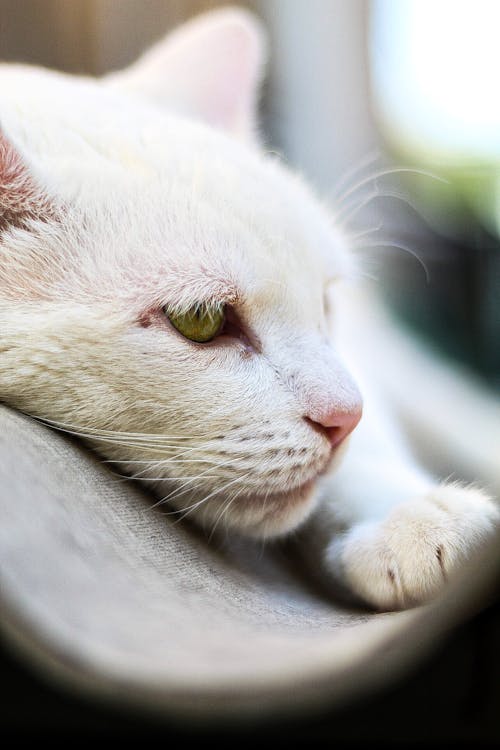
[188,26,261,134]
[0,131,54,234]
[107,7,265,139]
[0,131,61,300]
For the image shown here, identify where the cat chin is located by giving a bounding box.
[200,478,321,541]
[150,439,351,541]
[206,440,352,539]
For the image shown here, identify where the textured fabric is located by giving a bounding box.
[0,404,498,723]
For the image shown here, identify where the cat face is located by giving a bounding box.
[0,8,362,538]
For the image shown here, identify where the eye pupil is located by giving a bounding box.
[166,304,225,343]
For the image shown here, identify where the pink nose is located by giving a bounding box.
[305,402,362,449]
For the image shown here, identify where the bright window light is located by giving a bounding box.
[371,0,500,164]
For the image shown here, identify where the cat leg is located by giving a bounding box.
[299,398,499,611]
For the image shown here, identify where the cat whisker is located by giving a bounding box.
[157,458,251,510]
[330,149,383,199]
[147,453,251,510]
[102,442,253,481]
[346,221,383,242]
[336,186,423,226]
[335,190,382,226]
[31,414,222,443]
[111,444,225,478]
[158,478,226,519]
[102,457,177,465]
[102,454,215,465]
[127,455,243,478]
[356,239,431,284]
[169,472,251,527]
[357,268,381,284]
[114,474,219,482]
[207,484,248,542]
[335,166,448,208]
[99,439,194,455]
[51,426,232,457]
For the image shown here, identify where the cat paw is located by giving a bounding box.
[325,484,499,611]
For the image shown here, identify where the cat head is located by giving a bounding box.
[0,7,362,538]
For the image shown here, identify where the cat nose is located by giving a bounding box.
[305,402,362,449]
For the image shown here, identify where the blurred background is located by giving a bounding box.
[1,0,498,388]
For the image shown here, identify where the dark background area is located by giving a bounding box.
[2,596,500,744]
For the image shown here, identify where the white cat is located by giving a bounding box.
[0,7,497,611]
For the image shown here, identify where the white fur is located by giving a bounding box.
[0,7,498,610]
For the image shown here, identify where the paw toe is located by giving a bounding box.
[326,484,499,611]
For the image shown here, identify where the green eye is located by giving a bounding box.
[166,303,225,343]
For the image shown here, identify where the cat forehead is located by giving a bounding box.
[1,65,351,287]
[79,176,344,311]
[80,121,351,289]
[82,151,350,304]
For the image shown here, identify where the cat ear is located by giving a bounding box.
[104,7,267,140]
[0,128,54,235]
[0,128,59,299]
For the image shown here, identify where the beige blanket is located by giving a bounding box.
[0,404,498,725]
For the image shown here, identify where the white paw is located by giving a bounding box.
[326,484,499,611]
